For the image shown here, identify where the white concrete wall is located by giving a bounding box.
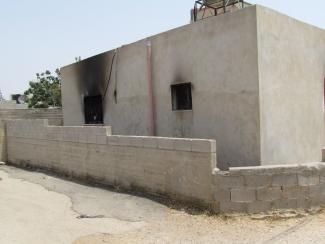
[6,119,217,203]
[256,6,325,165]
[61,6,260,170]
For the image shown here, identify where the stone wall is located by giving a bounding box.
[6,119,217,205]
[213,163,325,213]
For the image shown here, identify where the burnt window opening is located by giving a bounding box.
[84,95,103,124]
[171,83,193,111]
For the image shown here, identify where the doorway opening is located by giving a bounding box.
[84,95,103,125]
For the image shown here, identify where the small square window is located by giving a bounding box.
[171,83,192,111]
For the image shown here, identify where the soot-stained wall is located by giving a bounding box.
[61,52,115,125]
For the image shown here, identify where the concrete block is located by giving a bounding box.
[69,127,78,135]
[220,201,246,213]
[117,136,130,146]
[87,134,97,144]
[86,127,103,135]
[143,137,158,148]
[245,174,271,188]
[214,189,231,202]
[214,175,245,189]
[318,164,325,176]
[63,133,78,142]
[158,138,174,150]
[96,135,107,145]
[298,174,319,186]
[54,133,63,141]
[191,139,216,153]
[282,186,309,199]
[107,136,120,146]
[301,163,324,174]
[62,132,69,142]
[229,164,301,175]
[309,183,325,197]
[47,133,56,141]
[78,133,88,143]
[128,137,144,148]
[272,199,297,210]
[231,188,256,203]
[272,173,297,187]
[320,175,325,183]
[296,198,311,210]
[257,187,282,201]
[247,201,271,214]
[46,126,56,134]
[209,202,220,213]
[41,119,49,126]
[174,139,192,152]
[310,195,325,207]
[61,127,70,136]
[52,127,63,134]
[104,126,112,136]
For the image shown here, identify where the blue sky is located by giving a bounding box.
[0,0,324,99]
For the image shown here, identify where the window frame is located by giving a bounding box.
[170,82,193,111]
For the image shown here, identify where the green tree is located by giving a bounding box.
[24,69,62,108]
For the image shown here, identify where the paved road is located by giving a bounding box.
[1,164,325,244]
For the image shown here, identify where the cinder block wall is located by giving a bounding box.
[0,121,6,162]
[6,119,217,204]
[0,108,63,125]
[213,163,325,213]
[0,108,63,161]
[5,119,325,213]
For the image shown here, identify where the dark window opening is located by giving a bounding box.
[84,95,103,124]
[171,83,192,111]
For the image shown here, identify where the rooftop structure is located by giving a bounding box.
[192,0,250,22]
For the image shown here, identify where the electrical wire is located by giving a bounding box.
[114,49,118,104]
[102,50,117,102]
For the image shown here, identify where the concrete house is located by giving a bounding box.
[60,5,325,170]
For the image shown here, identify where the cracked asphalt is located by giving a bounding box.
[1,164,325,244]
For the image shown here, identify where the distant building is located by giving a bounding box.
[11,94,27,105]
[0,90,4,101]
[0,94,28,109]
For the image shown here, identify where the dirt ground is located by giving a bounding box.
[1,164,325,244]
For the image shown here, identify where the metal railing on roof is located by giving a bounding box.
[193,0,246,22]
